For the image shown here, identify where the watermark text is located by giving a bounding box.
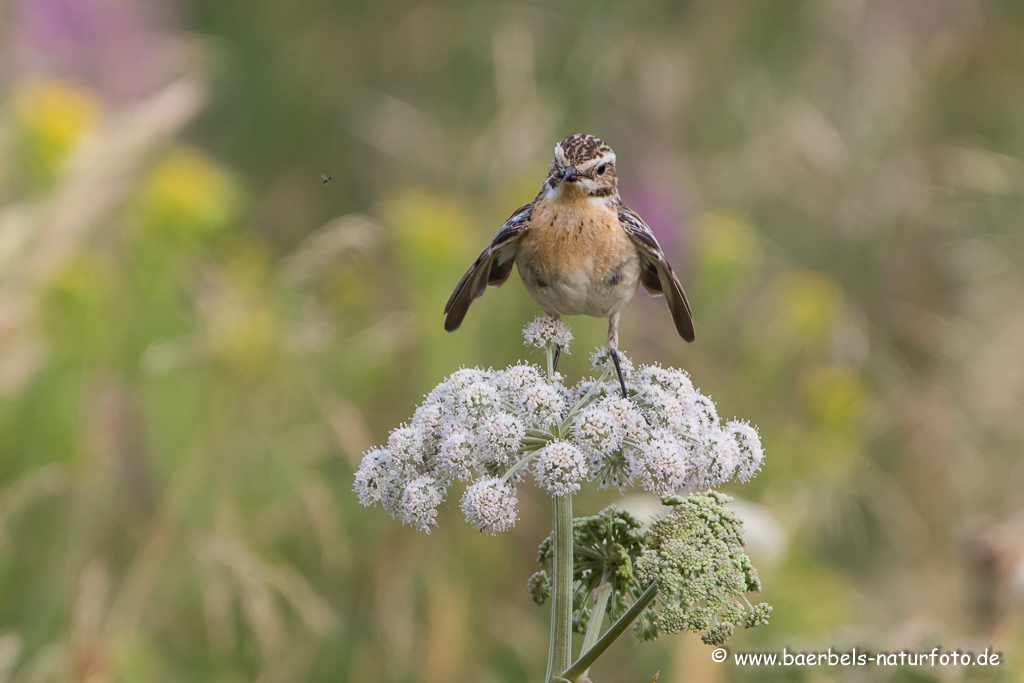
[713,647,1001,668]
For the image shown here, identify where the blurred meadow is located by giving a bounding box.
[1,0,1023,681]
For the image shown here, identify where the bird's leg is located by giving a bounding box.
[610,349,627,399]
[607,312,628,399]
[550,313,562,373]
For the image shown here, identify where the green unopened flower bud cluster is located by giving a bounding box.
[529,495,770,647]
[634,492,772,645]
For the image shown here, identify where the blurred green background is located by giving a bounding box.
[1,0,1023,681]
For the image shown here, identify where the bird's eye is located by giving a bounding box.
[596,164,607,176]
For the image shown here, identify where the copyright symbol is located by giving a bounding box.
[711,647,728,663]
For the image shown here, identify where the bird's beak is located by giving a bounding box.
[560,166,583,183]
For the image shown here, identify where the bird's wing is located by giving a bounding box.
[444,202,532,332]
[618,205,695,342]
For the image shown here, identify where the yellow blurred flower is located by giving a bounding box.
[694,211,762,291]
[209,303,276,377]
[14,79,100,181]
[136,147,242,243]
[776,269,845,345]
[803,365,869,430]
[47,251,111,304]
[329,265,375,312]
[42,251,116,361]
[499,168,548,213]
[769,555,856,636]
[386,188,475,265]
[202,249,277,377]
[383,189,478,314]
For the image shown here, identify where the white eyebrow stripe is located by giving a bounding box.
[554,144,567,166]
[580,152,616,171]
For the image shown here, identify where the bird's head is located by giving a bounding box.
[546,134,617,198]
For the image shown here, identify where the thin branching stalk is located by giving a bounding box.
[578,575,613,680]
[502,451,539,484]
[561,582,660,682]
[560,366,612,427]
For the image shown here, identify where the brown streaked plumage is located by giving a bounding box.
[444,134,694,392]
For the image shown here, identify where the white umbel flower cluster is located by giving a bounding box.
[354,318,765,533]
[523,317,573,350]
[568,360,764,495]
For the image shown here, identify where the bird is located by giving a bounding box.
[444,134,694,397]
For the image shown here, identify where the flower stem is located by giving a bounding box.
[542,339,574,682]
[560,367,612,427]
[578,574,613,679]
[501,450,539,484]
[545,494,573,683]
[560,581,659,682]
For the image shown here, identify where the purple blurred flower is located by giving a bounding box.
[9,0,184,103]
[618,154,695,273]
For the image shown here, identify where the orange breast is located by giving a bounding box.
[521,196,631,281]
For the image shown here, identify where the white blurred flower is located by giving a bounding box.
[435,368,490,399]
[433,368,492,416]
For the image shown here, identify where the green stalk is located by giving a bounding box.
[578,576,613,679]
[545,494,574,682]
[543,338,574,683]
[501,451,538,484]
[560,366,612,427]
[561,582,660,682]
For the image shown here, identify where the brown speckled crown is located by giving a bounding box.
[557,134,613,165]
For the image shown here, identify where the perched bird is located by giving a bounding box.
[444,134,694,396]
